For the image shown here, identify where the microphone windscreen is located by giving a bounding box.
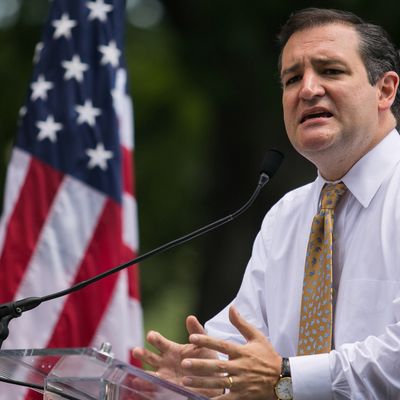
[260,149,284,178]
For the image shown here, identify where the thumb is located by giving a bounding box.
[229,306,262,342]
[186,315,205,335]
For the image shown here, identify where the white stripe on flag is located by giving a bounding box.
[129,296,144,348]
[3,175,106,349]
[0,382,27,400]
[114,68,134,150]
[90,269,143,361]
[123,192,139,251]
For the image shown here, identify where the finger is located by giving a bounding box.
[132,347,162,368]
[228,306,263,342]
[182,357,247,379]
[181,357,230,375]
[146,330,178,354]
[127,376,157,394]
[213,395,233,400]
[182,375,231,390]
[212,395,229,400]
[186,315,206,335]
[189,334,241,358]
[213,391,234,400]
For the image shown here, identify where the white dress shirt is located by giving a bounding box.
[205,129,400,399]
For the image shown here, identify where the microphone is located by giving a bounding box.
[0,149,284,348]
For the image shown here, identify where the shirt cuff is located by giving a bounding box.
[290,353,332,400]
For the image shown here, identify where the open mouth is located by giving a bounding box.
[300,111,333,124]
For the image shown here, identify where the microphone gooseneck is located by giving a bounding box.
[0,149,284,349]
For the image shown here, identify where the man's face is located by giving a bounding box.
[281,23,385,174]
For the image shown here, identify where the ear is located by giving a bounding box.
[377,71,399,112]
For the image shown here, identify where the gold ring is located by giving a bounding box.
[227,375,234,389]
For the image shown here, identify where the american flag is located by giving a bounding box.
[0,0,142,396]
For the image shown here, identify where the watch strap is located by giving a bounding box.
[281,357,291,378]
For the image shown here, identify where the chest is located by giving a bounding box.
[264,192,400,353]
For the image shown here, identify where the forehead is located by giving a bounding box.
[281,23,362,72]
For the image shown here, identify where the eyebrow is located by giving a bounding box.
[280,57,347,80]
[281,64,300,80]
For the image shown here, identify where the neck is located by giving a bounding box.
[318,119,396,181]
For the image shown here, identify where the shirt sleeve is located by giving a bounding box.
[290,354,332,400]
[205,209,275,342]
[290,318,400,399]
[329,320,400,399]
[205,233,270,342]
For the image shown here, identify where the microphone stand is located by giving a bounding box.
[0,149,283,349]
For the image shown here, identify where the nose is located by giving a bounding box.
[299,71,325,100]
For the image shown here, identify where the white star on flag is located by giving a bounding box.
[31,74,54,101]
[75,100,102,126]
[86,143,114,170]
[99,40,120,67]
[18,106,27,127]
[87,0,113,22]
[33,42,44,64]
[52,13,77,39]
[19,106,27,118]
[36,115,63,142]
[62,54,89,82]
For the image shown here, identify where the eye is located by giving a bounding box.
[324,68,343,75]
[284,75,301,87]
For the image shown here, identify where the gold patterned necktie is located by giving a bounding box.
[297,182,347,355]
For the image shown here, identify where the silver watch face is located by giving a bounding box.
[275,377,293,400]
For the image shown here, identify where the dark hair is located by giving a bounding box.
[277,8,400,123]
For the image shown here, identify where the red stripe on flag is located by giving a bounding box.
[122,244,140,301]
[121,144,140,302]
[0,157,63,303]
[130,351,143,368]
[122,146,135,195]
[45,199,125,348]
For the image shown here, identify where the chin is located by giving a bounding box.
[293,140,338,163]
[296,130,337,153]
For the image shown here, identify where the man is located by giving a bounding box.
[133,8,400,399]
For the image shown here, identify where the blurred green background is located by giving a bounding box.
[1,0,399,347]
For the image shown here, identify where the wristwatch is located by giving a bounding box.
[274,357,293,400]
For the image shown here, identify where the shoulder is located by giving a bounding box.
[264,181,315,224]
[257,181,316,249]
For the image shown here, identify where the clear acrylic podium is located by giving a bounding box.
[0,346,210,399]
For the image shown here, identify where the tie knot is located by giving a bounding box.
[320,182,347,210]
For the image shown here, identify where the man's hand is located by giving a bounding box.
[181,306,282,399]
[132,315,222,397]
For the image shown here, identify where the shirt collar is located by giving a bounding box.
[315,129,400,208]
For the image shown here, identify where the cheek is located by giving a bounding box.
[282,108,291,133]
[282,95,294,124]
[342,96,376,125]
[337,86,376,114]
